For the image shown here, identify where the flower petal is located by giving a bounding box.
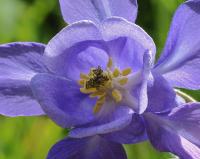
[106,36,149,72]
[0,42,48,116]
[45,18,156,81]
[147,73,177,113]
[47,136,127,159]
[144,111,200,159]
[69,106,133,138]
[168,102,200,147]
[30,73,96,128]
[44,21,109,80]
[137,51,153,114]
[54,44,109,81]
[101,17,156,66]
[155,1,200,90]
[59,0,138,24]
[127,51,153,114]
[102,114,147,144]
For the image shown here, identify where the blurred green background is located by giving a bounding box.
[0,0,199,158]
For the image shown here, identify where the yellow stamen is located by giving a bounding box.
[113,68,120,77]
[93,95,106,113]
[89,68,96,76]
[122,68,132,76]
[93,103,103,113]
[78,79,85,86]
[90,92,106,98]
[105,81,113,89]
[98,94,106,101]
[78,59,132,114]
[112,89,122,103]
[118,77,128,85]
[107,58,113,68]
[80,88,96,94]
[80,73,89,79]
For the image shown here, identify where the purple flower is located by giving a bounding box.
[0,0,200,159]
[31,14,154,159]
[141,1,200,158]
[143,102,200,159]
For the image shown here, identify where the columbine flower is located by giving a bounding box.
[0,0,200,159]
[0,1,146,158]
[30,11,156,159]
[140,1,200,158]
[143,101,200,159]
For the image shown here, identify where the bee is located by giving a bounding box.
[85,66,109,89]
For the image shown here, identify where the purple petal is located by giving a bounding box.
[30,73,96,128]
[147,73,177,113]
[45,18,156,81]
[155,1,200,90]
[168,102,200,147]
[106,36,149,72]
[137,51,153,113]
[52,44,109,81]
[0,42,48,117]
[59,0,138,24]
[69,106,133,138]
[44,21,109,80]
[101,17,156,64]
[47,136,127,159]
[144,112,200,159]
[102,114,147,144]
[128,51,153,114]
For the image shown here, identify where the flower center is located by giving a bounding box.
[78,58,132,113]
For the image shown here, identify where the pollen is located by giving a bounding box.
[79,57,132,114]
[80,73,89,79]
[122,68,132,76]
[113,68,120,77]
[80,88,96,94]
[107,58,113,68]
[89,91,105,98]
[118,77,128,85]
[93,95,106,113]
[78,79,85,86]
[112,89,122,103]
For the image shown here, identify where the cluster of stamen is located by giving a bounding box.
[78,58,132,114]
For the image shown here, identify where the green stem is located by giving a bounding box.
[175,89,196,103]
